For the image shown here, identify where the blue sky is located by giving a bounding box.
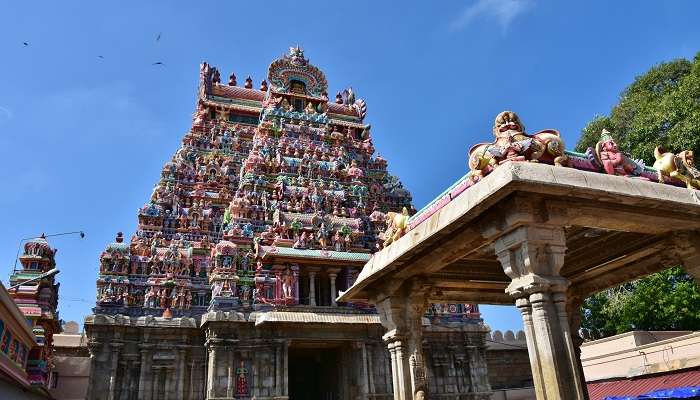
[1,0,698,333]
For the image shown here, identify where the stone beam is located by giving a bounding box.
[549,200,700,234]
[570,251,667,299]
[394,227,485,279]
[428,289,512,305]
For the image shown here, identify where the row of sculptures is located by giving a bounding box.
[96,96,412,315]
[468,111,699,189]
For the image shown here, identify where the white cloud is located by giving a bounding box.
[449,0,533,33]
[0,106,12,122]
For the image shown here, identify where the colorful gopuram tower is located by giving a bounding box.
[8,235,61,388]
[85,47,490,400]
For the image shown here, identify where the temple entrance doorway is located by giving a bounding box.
[288,345,341,400]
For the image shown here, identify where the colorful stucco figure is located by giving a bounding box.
[653,146,700,189]
[468,110,567,181]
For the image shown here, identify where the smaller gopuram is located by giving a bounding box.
[8,235,61,389]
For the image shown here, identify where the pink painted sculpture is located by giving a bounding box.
[591,129,643,176]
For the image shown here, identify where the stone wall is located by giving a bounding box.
[85,314,494,400]
[484,330,532,390]
[85,314,207,400]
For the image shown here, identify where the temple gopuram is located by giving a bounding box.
[84,47,491,400]
[5,235,61,393]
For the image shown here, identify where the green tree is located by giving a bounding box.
[578,52,700,338]
[581,268,700,338]
[575,53,699,164]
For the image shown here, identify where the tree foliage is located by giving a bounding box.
[578,52,700,339]
[581,268,700,338]
[575,52,700,164]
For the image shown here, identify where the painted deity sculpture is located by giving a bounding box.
[653,146,700,189]
[590,129,643,176]
[235,361,249,395]
[468,111,567,181]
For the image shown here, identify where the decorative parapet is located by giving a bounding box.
[386,111,700,248]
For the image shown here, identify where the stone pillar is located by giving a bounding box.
[165,366,174,400]
[226,347,235,397]
[283,340,289,397]
[176,348,186,400]
[328,267,340,307]
[309,270,317,306]
[358,342,370,398]
[566,295,590,400]
[206,342,219,399]
[367,344,376,394]
[275,342,283,397]
[108,342,123,400]
[374,279,430,400]
[494,224,586,400]
[86,341,102,400]
[138,345,153,400]
[129,360,139,400]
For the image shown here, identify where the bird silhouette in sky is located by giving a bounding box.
[152,62,164,66]
[23,42,29,46]
[156,32,161,42]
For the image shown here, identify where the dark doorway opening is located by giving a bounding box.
[288,347,341,400]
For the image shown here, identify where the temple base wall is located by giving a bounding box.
[85,314,493,400]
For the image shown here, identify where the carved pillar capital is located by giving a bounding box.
[493,224,568,297]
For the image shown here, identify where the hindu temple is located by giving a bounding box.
[84,47,493,400]
[6,235,61,391]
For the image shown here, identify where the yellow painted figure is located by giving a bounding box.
[653,146,700,189]
[383,207,410,247]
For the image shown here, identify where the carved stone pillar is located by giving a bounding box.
[309,270,317,306]
[108,342,123,400]
[328,267,341,307]
[494,224,586,400]
[165,366,174,400]
[356,341,370,398]
[374,279,430,400]
[566,294,590,400]
[176,348,186,400]
[86,340,101,400]
[226,347,235,397]
[206,341,220,399]
[138,345,153,400]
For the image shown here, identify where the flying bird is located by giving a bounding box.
[156,32,161,42]
[23,42,29,46]
[152,62,164,66]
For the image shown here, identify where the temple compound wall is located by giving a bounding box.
[85,47,494,400]
[85,315,490,400]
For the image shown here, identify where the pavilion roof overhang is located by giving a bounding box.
[338,162,700,305]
